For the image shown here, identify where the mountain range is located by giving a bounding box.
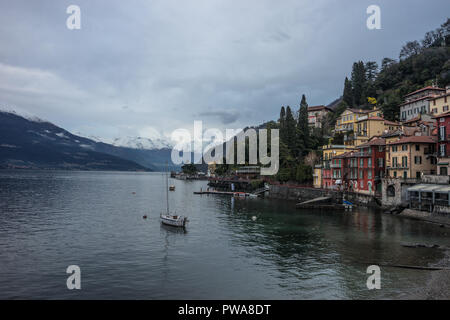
[0,110,178,171]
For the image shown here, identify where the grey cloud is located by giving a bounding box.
[0,0,448,141]
[197,110,239,125]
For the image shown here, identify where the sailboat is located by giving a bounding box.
[160,163,188,228]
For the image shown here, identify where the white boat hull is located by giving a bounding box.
[160,214,187,227]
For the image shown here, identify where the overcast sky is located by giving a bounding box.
[0,0,448,142]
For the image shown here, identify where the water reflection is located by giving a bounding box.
[0,170,449,299]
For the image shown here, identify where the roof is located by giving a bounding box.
[404,86,445,98]
[308,105,333,112]
[402,116,421,124]
[347,108,370,114]
[428,92,450,101]
[384,120,400,126]
[357,137,386,148]
[433,111,450,119]
[388,135,437,145]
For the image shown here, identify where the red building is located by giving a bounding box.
[336,137,386,195]
[435,111,450,176]
[355,137,386,195]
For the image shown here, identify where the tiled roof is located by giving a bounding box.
[433,111,450,119]
[404,86,445,97]
[308,105,333,112]
[357,137,386,148]
[384,120,400,126]
[388,135,437,145]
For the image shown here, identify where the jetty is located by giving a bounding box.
[296,196,350,210]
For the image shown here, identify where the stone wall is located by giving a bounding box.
[381,178,419,208]
[268,185,379,207]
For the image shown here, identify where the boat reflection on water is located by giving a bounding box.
[160,223,188,234]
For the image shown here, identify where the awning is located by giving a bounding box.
[407,184,442,192]
[408,184,450,193]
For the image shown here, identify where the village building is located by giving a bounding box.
[435,111,450,176]
[386,136,437,179]
[321,144,355,189]
[428,85,450,117]
[313,165,322,188]
[336,137,386,195]
[307,105,333,128]
[355,116,401,146]
[400,86,445,121]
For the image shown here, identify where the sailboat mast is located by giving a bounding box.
[166,161,169,214]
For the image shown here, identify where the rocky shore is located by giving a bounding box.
[391,208,450,300]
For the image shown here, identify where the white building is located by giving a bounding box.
[400,86,445,121]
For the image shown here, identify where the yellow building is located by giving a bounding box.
[386,136,438,178]
[429,86,450,116]
[313,165,322,188]
[355,116,401,146]
[335,107,384,146]
[322,144,356,162]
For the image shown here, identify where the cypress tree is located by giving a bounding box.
[343,77,353,106]
[351,61,366,106]
[297,94,309,155]
[284,106,296,150]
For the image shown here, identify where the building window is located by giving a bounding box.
[360,181,364,189]
[415,144,420,151]
[360,158,364,167]
[444,105,449,112]
[402,156,408,167]
[392,146,397,152]
[414,156,422,164]
[368,170,372,179]
[440,126,446,141]
[441,167,448,176]
[368,158,372,167]
[402,145,408,151]
[403,171,408,178]
[393,171,397,178]
[393,157,398,167]
[378,158,384,167]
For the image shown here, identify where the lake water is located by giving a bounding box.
[0,170,449,299]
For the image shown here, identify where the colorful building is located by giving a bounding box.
[435,111,450,176]
[386,136,437,179]
[428,86,450,117]
[321,145,355,189]
[307,105,333,129]
[353,137,386,195]
[400,86,445,121]
[355,116,400,146]
[313,165,322,188]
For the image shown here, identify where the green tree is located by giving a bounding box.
[297,94,309,156]
[351,61,366,106]
[343,77,353,106]
[181,163,197,175]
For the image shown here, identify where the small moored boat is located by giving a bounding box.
[169,185,175,191]
[160,163,188,228]
[160,214,188,227]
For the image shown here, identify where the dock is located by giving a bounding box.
[296,196,352,210]
[194,190,235,196]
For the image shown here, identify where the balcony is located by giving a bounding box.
[387,165,409,169]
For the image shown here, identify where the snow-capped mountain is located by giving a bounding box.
[110,136,173,150]
[74,134,173,150]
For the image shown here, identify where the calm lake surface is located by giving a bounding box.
[1,170,449,299]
